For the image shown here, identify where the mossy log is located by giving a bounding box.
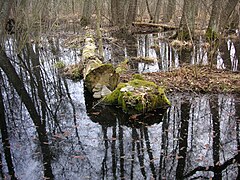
[62,33,171,114]
[103,75,171,114]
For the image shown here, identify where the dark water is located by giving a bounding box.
[0,34,239,180]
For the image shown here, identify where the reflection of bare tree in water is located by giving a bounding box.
[0,73,17,179]
[0,152,3,179]
[158,110,170,179]
[143,127,157,179]
[235,98,240,179]
[101,126,108,179]
[210,96,222,179]
[0,46,54,179]
[111,32,138,70]
[176,99,190,180]
[132,129,147,179]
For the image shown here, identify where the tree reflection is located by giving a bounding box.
[176,99,190,180]
[0,73,17,179]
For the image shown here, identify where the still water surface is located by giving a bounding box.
[0,33,239,179]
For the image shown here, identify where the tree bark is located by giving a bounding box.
[219,0,239,32]
[153,0,162,23]
[96,0,103,56]
[163,0,176,23]
[111,0,125,28]
[206,0,222,41]
[80,0,93,26]
[178,0,196,41]
[126,0,138,27]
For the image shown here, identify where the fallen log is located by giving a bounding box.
[62,32,171,114]
[132,22,177,31]
[82,34,119,98]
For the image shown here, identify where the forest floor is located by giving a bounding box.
[120,65,240,94]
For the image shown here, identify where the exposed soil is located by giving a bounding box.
[120,65,240,94]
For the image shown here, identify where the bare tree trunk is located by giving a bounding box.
[96,0,103,56]
[206,0,222,41]
[126,0,138,27]
[111,0,125,28]
[177,0,196,41]
[163,0,176,23]
[145,0,153,22]
[219,0,239,32]
[153,0,162,23]
[80,0,93,26]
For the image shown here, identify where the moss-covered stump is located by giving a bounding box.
[103,76,171,114]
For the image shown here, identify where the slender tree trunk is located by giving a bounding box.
[80,0,93,26]
[178,0,196,41]
[111,0,125,28]
[219,0,239,32]
[145,0,153,21]
[163,0,176,23]
[126,0,138,27]
[153,0,162,23]
[96,0,103,56]
[206,0,222,41]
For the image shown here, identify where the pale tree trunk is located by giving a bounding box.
[178,0,196,41]
[153,0,162,23]
[81,0,93,26]
[126,0,138,27]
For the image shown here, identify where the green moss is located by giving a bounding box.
[103,79,171,114]
[132,74,145,80]
[116,59,129,74]
[54,61,65,69]
[72,68,82,80]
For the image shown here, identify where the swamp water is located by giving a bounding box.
[0,33,239,180]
